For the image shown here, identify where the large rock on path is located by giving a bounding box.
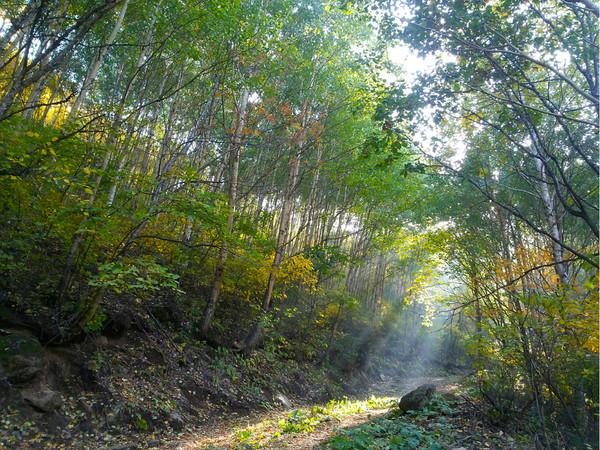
[398,383,436,411]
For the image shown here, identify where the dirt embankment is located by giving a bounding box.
[0,326,347,449]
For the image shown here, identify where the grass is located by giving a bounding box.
[233,395,396,448]
[323,393,536,450]
[323,393,456,450]
[209,384,535,450]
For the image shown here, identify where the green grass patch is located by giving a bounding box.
[323,393,456,450]
[234,395,396,448]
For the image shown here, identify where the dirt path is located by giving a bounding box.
[173,375,462,450]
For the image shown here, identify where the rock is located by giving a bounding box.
[102,310,131,338]
[94,335,109,347]
[22,386,63,412]
[275,392,292,409]
[0,371,19,409]
[168,411,185,431]
[0,333,44,383]
[398,383,436,411]
[105,403,128,426]
[145,348,165,365]
[78,396,94,417]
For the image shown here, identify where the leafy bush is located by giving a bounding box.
[326,418,444,450]
[89,259,183,296]
[278,409,320,433]
[325,393,455,449]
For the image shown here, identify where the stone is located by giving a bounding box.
[275,392,292,409]
[105,403,128,426]
[0,333,44,383]
[145,348,165,365]
[78,396,94,417]
[0,370,19,409]
[398,383,436,411]
[94,336,109,347]
[168,411,185,431]
[22,386,63,412]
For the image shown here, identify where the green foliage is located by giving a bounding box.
[325,394,456,450]
[83,310,107,334]
[88,259,183,295]
[326,418,443,450]
[234,395,396,447]
[135,415,149,432]
[286,396,395,429]
[210,347,239,383]
[0,0,596,446]
[278,409,320,434]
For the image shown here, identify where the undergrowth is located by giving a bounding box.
[323,394,456,450]
[234,396,396,448]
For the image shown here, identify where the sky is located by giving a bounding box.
[384,45,468,164]
[385,44,438,85]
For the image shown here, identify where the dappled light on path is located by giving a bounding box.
[175,376,461,449]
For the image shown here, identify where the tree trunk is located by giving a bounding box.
[534,157,569,283]
[68,0,130,120]
[241,99,309,353]
[200,88,249,336]
[0,0,122,120]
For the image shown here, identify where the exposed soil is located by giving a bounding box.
[170,374,532,450]
[0,327,346,450]
[174,376,462,449]
[0,327,527,450]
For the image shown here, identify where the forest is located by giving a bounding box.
[0,0,597,449]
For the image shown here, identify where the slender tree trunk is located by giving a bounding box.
[0,0,122,120]
[241,99,310,353]
[303,145,321,248]
[200,88,249,336]
[40,86,57,123]
[185,73,222,241]
[533,157,569,283]
[68,0,130,120]
[58,148,112,302]
[0,1,40,67]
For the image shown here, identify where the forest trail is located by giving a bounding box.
[174,375,462,449]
